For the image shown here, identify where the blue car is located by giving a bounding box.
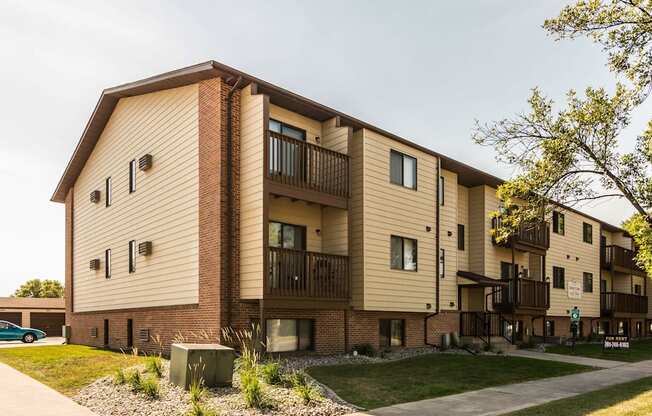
[0,320,46,343]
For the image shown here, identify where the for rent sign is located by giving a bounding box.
[604,335,630,350]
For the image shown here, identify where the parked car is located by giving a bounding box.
[0,320,46,343]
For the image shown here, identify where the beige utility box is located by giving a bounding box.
[169,343,236,389]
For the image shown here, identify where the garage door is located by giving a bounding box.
[0,312,22,326]
[31,313,65,336]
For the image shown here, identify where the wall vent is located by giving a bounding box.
[89,259,100,270]
[139,328,150,342]
[139,154,153,171]
[138,241,152,256]
[90,327,98,338]
[90,190,100,203]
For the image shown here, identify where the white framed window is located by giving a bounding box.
[128,240,136,273]
[105,249,111,279]
[129,160,137,193]
[105,177,112,207]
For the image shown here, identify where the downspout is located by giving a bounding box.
[425,157,442,347]
[225,76,242,328]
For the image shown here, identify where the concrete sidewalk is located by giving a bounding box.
[0,337,65,349]
[350,359,652,416]
[0,362,96,416]
[507,349,627,368]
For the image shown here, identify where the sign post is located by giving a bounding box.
[569,306,580,353]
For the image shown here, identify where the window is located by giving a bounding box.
[583,272,593,293]
[128,240,137,274]
[389,150,417,189]
[583,222,593,244]
[269,221,306,250]
[500,262,517,279]
[265,319,313,352]
[439,249,445,278]
[552,266,565,289]
[269,119,306,141]
[438,176,445,205]
[105,177,112,207]
[391,236,417,271]
[457,224,465,251]
[127,319,133,348]
[104,249,111,279]
[635,284,642,295]
[268,119,306,177]
[0,322,8,330]
[545,320,555,337]
[379,319,404,347]
[552,211,564,235]
[103,319,109,346]
[129,160,137,193]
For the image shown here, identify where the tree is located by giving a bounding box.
[13,279,64,298]
[472,0,652,273]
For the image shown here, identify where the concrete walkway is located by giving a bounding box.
[351,359,652,416]
[0,336,65,349]
[0,362,96,416]
[507,349,627,368]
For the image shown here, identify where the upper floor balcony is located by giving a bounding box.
[491,217,550,254]
[601,291,648,315]
[601,244,645,276]
[492,278,550,312]
[265,131,349,208]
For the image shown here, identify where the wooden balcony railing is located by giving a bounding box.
[492,278,550,311]
[601,292,648,315]
[601,245,644,273]
[266,247,349,301]
[266,131,349,198]
[492,217,550,251]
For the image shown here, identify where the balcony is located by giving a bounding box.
[492,217,550,253]
[601,292,648,315]
[265,131,349,207]
[492,278,550,312]
[601,245,645,276]
[266,247,349,302]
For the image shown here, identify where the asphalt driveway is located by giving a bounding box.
[0,337,65,349]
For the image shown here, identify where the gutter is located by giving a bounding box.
[225,76,242,328]
[425,157,442,347]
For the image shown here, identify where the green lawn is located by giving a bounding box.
[0,345,146,396]
[307,354,592,409]
[546,339,652,363]
[506,377,652,416]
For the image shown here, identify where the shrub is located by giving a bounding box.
[127,370,143,391]
[140,376,160,399]
[186,402,218,416]
[294,383,321,405]
[113,368,126,385]
[289,371,308,387]
[240,367,267,409]
[189,376,206,405]
[352,343,375,357]
[146,355,164,378]
[260,361,283,385]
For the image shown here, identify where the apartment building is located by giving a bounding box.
[51,61,650,354]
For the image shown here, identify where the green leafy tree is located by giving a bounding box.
[13,279,64,298]
[473,0,652,273]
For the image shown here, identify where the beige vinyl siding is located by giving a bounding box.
[359,129,437,312]
[439,169,459,310]
[239,84,265,299]
[350,129,364,308]
[322,207,348,256]
[270,104,321,145]
[546,208,601,317]
[457,185,470,272]
[72,85,199,312]
[269,198,322,252]
[468,186,485,275]
[321,117,349,154]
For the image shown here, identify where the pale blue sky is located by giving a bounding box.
[0,1,650,295]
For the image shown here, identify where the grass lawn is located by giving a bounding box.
[546,339,652,363]
[307,354,592,409]
[0,345,146,396]
[506,376,652,416]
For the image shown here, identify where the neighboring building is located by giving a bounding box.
[51,61,650,354]
[0,297,65,336]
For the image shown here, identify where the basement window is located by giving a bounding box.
[266,319,313,352]
[379,319,404,348]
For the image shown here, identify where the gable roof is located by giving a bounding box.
[51,60,626,234]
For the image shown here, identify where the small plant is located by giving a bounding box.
[113,368,126,385]
[127,369,143,391]
[294,382,321,405]
[289,370,309,388]
[260,361,283,385]
[240,367,267,409]
[186,402,218,416]
[146,355,164,378]
[140,376,160,399]
[352,343,375,357]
